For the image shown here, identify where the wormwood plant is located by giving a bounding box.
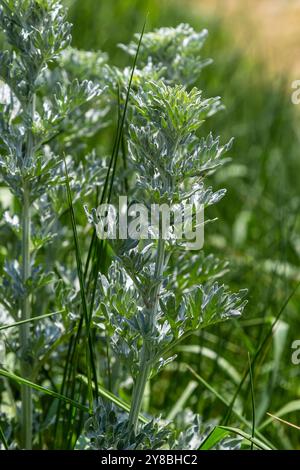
[0,0,104,449]
[0,0,248,451]
[85,35,247,450]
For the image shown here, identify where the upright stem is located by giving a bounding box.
[20,184,32,449]
[128,239,166,432]
[20,94,35,449]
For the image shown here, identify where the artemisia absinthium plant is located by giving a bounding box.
[84,25,247,449]
[0,0,104,449]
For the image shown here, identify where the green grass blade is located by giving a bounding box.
[199,427,229,450]
[0,422,8,450]
[84,18,146,284]
[248,352,256,450]
[0,369,148,425]
[217,426,273,450]
[54,334,75,446]
[167,380,198,421]
[223,282,300,425]
[0,310,65,332]
[107,18,147,205]
[63,156,98,405]
[185,364,275,449]
[83,19,147,397]
[179,345,241,384]
[0,368,89,412]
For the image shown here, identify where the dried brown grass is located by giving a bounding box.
[186,0,300,77]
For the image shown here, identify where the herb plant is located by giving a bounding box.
[0,0,104,449]
[85,27,248,450]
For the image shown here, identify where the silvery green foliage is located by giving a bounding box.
[169,252,229,292]
[173,413,207,450]
[103,62,163,103]
[81,402,240,451]
[173,411,242,450]
[88,25,247,450]
[215,436,242,450]
[0,0,71,101]
[83,402,241,451]
[106,24,212,105]
[129,80,230,205]
[58,48,108,82]
[98,258,247,378]
[0,77,102,200]
[0,0,103,200]
[50,152,109,210]
[0,0,105,394]
[119,24,212,86]
[40,49,110,145]
[83,400,171,450]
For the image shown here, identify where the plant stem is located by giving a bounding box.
[20,94,35,449]
[128,345,151,431]
[128,239,166,432]
[20,183,32,449]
